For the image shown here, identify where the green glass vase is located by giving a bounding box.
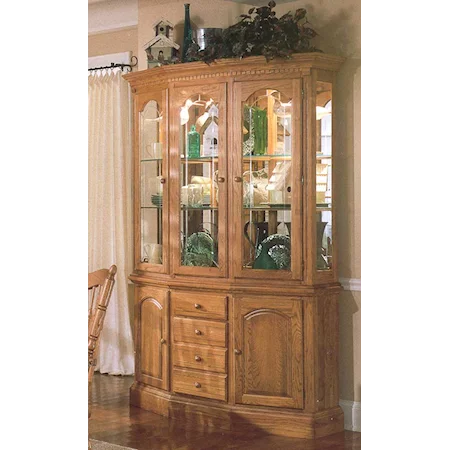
[187,125,200,158]
[253,241,278,270]
[182,4,193,63]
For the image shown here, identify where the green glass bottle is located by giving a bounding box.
[254,108,268,155]
[187,125,200,158]
[182,4,193,63]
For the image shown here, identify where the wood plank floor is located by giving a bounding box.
[89,374,361,450]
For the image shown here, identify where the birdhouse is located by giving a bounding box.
[201,105,219,157]
[144,19,180,68]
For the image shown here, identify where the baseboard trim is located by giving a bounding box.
[339,399,361,431]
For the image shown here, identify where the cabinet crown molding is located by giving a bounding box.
[124,53,345,89]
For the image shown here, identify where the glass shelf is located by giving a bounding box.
[316,153,332,159]
[141,158,163,163]
[181,205,218,211]
[142,205,162,209]
[243,154,292,162]
[180,156,218,163]
[245,205,292,211]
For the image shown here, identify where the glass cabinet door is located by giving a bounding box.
[172,84,227,277]
[314,79,333,274]
[233,80,302,279]
[137,92,168,273]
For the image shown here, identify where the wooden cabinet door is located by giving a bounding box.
[134,89,170,274]
[233,296,303,409]
[170,83,228,278]
[135,286,169,390]
[231,79,303,281]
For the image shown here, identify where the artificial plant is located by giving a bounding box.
[186,1,321,63]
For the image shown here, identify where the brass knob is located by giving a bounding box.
[217,177,225,183]
[160,338,166,344]
[195,355,202,362]
[194,303,201,309]
[234,349,242,355]
[194,382,201,388]
[195,329,202,335]
[160,177,166,184]
[234,176,242,183]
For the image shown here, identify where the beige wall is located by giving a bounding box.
[88,26,138,58]
[340,290,361,402]
[89,0,361,404]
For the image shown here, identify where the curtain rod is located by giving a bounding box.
[89,55,138,73]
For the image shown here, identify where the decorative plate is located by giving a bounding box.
[151,194,163,207]
[182,231,216,267]
[255,234,291,270]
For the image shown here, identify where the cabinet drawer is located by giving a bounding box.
[173,343,227,373]
[172,291,227,320]
[173,317,227,347]
[172,368,227,401]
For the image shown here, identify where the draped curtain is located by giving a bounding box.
[88,69,134,375]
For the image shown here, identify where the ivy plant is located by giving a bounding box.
[186,1,321,64]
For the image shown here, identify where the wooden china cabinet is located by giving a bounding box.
[124,53,345,439]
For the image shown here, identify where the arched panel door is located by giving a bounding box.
[170,84,228,278]
[135,89,169,274]
[135,287,169,390]
[232,79,303,280]
[233,296,303,408]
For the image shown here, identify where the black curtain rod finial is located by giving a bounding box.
[89,55,138,73]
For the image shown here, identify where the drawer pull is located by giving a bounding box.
[194,303,201,309]
[160,338,166,344]
[234,349,242,355]
[194,355,202,362]
[195,329,202,335]
[194,382,201,388]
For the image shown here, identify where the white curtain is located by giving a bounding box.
[88,69,134,375]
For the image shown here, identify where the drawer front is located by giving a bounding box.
[172,291,227,320]
[173,343,227,373]
[172,368,227,401]
[173,317,227,347]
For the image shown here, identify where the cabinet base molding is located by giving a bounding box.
[130,382,170,417]
[130,383,344,438]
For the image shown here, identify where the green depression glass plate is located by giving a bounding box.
[151,194,163,207]
[183,232,216,267]
[254,234,291,270]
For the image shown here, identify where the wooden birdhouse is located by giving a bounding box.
[144,19,180,68]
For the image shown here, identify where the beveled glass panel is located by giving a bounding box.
[140,100,163,265]
[179,94,220,268]
[241,89,292,271]
[316,81,332,270]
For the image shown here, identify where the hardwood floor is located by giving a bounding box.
[89,374,361,449]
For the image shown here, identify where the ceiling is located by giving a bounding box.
[224,0,296,5]
[88,0,295,5]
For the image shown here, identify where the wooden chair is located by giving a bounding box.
[88,265,117,450]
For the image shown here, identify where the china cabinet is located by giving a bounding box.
[124,52,345,438]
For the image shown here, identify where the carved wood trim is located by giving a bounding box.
[123,53,345,92]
